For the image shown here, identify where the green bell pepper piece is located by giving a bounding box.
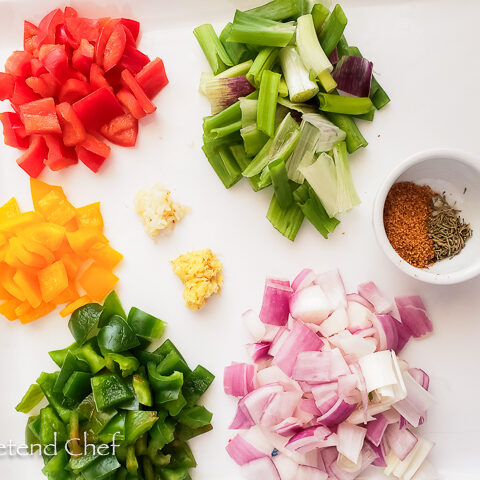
[147,363,183,404]
[143,457,155,480]
[63,371,92,402]
[49,342,77,368]
[127,307,166,340]
[182,365,215,406]
[164,392,187,417]
[91,373,134,410]
[118,378,140,411]
[176,406,213,429]
[149,410,175,449]
[16,383,44,413]
[54,351,90,393]
[37,372,74,423]
[99,291,126,326]
[75,340,106,374]
[68,450,101,474]
[126,445,138,473]
[134,435,148,456]
[159,469,192,480]
[98,411,126,442]
[157,350,191,377]
[82,454,121,480]
[40,406,68,445]
[26,416,41,452]
[135,350,164,367]
[164,440,197,469]
[147,441,171,467]
[97,316,140,354]
[125,410,158,445]
[132,373,152,407]
[78,394,117,435]
[42,449,69,479]
[68,303,103,346]
[105,353,139,378]
[154,339,186,360]
[176,423,213,442]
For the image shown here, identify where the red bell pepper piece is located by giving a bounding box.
[20,97,62,135]
[120,19,140,41]
[0,73,15,101]
[25,73,58,98]
[55,24,78,50]
[118,45,150,75]
[43,134,77,171]
[122,25,136,47]
[104,67,123,89]
[116,88,146,120]
[30,58,47,77]
[65,17,102,44]
[0,112,29,149]
[121,69,156,114]
[58,78,91,104]
[80,133,111,158]
[5,51,33,78]
[76,146,106,173]
[72,39,94,76]
[94,18,120,67]
[64,6,78,18]
[56,102,86,146]
[17,135,48,177]
[103,24,127,72]
[135,58,169,99]
[89,64,111,92]
[39,44,69,84]
[68,70,88,83]
[24,21,39,54]
[100,113,138,147]
[10,79,40,106]
[72,86,124,131]
[37,8,64,46]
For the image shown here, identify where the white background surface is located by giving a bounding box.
[0,0,479,478]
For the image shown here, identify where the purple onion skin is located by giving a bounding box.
[332,56,373,98]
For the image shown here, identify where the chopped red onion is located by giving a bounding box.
[409,368,430,391]
[365,413,388,447]
[395,296,433,338]
[272,417,303,437]
[246,342,272,363]
[384,421,418,461]
[337,422,366,463]
[260,281,293,326]
[224,363,256,397]
[293,351,332,382]
[314,270,347,310]
[290,285,333,324]
[239,383,284,424]
[226,434,266,465]
[241,457,281,480]
[317,398,357,427]
[286,426,336,452]
[297,464,329,480]
[292,268,316,292]
[230,405,255,430]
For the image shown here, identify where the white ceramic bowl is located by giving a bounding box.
[373,149,480,284]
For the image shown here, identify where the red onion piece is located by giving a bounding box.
[292,268,316,292]
[226,434,266,465]
[297,464,329,480]
[357,281,393,314]
[409,368,430,391]
[314,270,347,310]
[224,363,256,397]
[384,421,418,460]
[241,457,281,480]
[395,296,433,338]
[260,281,293,326]
[365,413,388,447]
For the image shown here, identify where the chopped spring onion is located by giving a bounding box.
[269,158,293,208]
[239,98,270,157]
[266,190,304,241]
[194,24,233,75]
[318,92,374,115]
[319,4,348,56]
[278,76,289,97]
[325,112,367,153]
[228,11,296,48]
[332,56,373,97]
[247,48,279,87]
[243,138,274,178]
[220,23,254,65]
[296,14,337,93]
[216,60,255,79]
[229,144,265,192]
[312,4,330,34]
[209,120,243,139]
[302,112,346,151]
[354,110,375,122]
[286,120,319,183]
[257,70,281,137]
[279,47,319,103]
[245,0,300,21]
[333,140,361,214]
[277,97,317,114]
[202,76,256,114]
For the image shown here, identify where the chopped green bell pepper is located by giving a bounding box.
[182,365,215,406]
[118,379,140,411]
[159,468,192,480]
[37,372,74,423]
[143,456,155,480]
[16,383,44,413]
[99,291,126,326]
[68,303,103,346]
[125,410,158,445]
[75,340,106,374]
[165,440,197,469]
[126,445,139,473]
[147,440,171,467]
[40,406,68,446]
[164,392,187,417]
[176,423,213,442]
[26,416,41,452]
[135,435,148,456]
[63,371,92,402]
[127,307,166,340]
[135,350,164,367]
[98,411,126,443]
[54,351,90,393]
[132,374,152,407]
[149,410,175,449]
[68,450,101,474]
[42,449,70,479]
[105,353,139,378]
[97,316,140,354]
[82,454,121,480]
[91,373,134,410]
[176,406,213,429]
[147,363,183,404]
[157,349,191,376]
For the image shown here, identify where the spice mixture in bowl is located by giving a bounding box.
[373,149,480,284]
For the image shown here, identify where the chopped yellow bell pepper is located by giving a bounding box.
[19,223,66,251]
[38,260,69,303]
[88,243,123,269]
[66,228,108,257]
[79,262,119,302]
[59,295,90,318]
[0,298,21,320]
[37,191,76,226]
[0,198,20,221]
[76,203,104,230]
[30,178,65,212]
[13,270,42,308]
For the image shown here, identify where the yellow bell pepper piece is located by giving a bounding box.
[79,262,119,302]
[0,198,20,221]
[13,270,42,308]
[88,243,123,269]
[21,237,55,265]
[59,295,90,318]
[52,284,79,305]
[15,301,32,317]
[0,212,43,234]
[0,266,26,301]
[19,223,66,252]
[38,260,69,303]
[0,298,21,320]
[76,203,104,230]
[37,191,76,226]
[30,178,65,212]
[66,228,108,257]
[19,302,55,324]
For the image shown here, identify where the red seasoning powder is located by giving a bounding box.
[383,182,435,268]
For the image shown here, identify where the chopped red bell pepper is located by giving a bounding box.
[120,19,140,41]
[121,69,156,114]
[5,51,33,78]
[65,17,102,44]
[39,44,69,84]
[100,113,138,147]
[43,134,77,170]
[122,25,136,47]
[118,45,150,75]
[72,86,123,131]
[94,18,120,67]
[75,145,106,173]
[17,135,48,177]
[55,24,78,50]
[64,6,78,18]
[20,97,62,135]
[116,88,146,120]
[25,73,58,98]
[0,73,15,101]
[80,133,111,158]
[89,63,111,92]
[135,58,169,99]
[0,112,29,149]
[56,102,86,146]
[30,58,47,77]
[104,67,123,89]
[72,39,94,76]
[24,21,39,54]
[11,79,40,106]
[37,8,64,46]
[68,70,88,83]
[58,78,91,104]
[103,24,127,72]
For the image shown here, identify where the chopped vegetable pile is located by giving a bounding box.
[17,292,214,480]
[225,268,435,480]
[0,179,121,323]
[0,6,168,176]
[194,0,390,241]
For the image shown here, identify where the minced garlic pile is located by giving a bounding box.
[171,249,223,311]
[135,184,189,236]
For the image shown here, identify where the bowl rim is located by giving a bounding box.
[373,148,480,285]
